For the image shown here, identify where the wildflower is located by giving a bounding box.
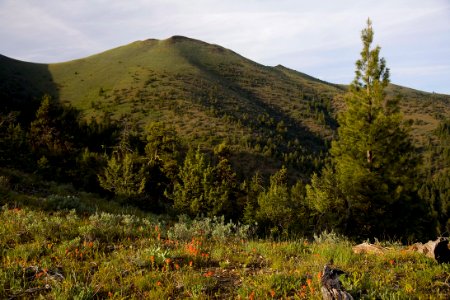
[150,255,155,264]
[175,263,180,270]
[189,260,193,267]
[317,271,322,280]
[88,241,94,248]
[306,278,312,286]
[248,291,255,300]
[108,291,113,297]
[270,289,275,298]
[389,259,395,265]
[156,281,162,287]
[165,258,171,265]
[203,271,214,277]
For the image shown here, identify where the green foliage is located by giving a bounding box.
[419,118,450,235]
[1,203,448,299]
[307,20,430,240]
[98,150,147,198]
[256,166,293,235]
[0,112,28,167]
[241,172,264,225]
[171,147,237,218]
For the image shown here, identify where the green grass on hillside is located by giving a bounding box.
[1,36,449,177]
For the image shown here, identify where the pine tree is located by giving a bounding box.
[171,146,237,218]
[307,20,428,239]
[256,166,294,235]
[171,147,215,216]
[98,129,147,198]
[97,150,146,197]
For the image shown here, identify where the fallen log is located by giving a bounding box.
[409,237,450,264]
[352,242,387,255]
[320,264,354,300]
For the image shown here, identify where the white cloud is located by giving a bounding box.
[0,0,449,93]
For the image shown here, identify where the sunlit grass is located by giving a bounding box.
[0,202,448,299]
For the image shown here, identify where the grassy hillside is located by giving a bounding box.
[1,36,449,178]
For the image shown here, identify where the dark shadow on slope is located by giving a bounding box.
[0,55,59,122]
[176,48,327,153]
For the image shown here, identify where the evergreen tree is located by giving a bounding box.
[307,20,429,239]
[97,150,146,198]
[419,118,450,235]
[256,166,294,235]
[171,146,236,218]
[98,129,147,199]
[171,147,215,217]
[0,112,28,167]
[241,172,264,225]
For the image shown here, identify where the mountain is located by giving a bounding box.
[1,36,449,177]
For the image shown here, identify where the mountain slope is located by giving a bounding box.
[1,36,449,177]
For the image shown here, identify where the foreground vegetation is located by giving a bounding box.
[0,201,448,299]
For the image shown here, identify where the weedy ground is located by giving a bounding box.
[0,170,448,299]
[0,200,449,299]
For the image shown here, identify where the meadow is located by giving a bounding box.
[1,187,448,299]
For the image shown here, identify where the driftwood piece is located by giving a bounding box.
[320,264,354,300]
[352,242,387,255]
[409,237,450,264]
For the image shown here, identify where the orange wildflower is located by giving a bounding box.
[203,271,214,277]
[165,258,171,265]
[189,260,193,267]
[306,278,312,286]
[270,289,275,298]
[150,255,155,264]
[156,281,162,286]
[248,291,255,300]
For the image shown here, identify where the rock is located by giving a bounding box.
[410,237,450,264]
[320,264,354,300]
[352,242,387,255]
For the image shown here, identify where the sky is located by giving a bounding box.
[0,0,449,94]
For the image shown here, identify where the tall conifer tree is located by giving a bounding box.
[307,20,429,239]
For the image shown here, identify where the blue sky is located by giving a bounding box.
[1,0,449,94]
